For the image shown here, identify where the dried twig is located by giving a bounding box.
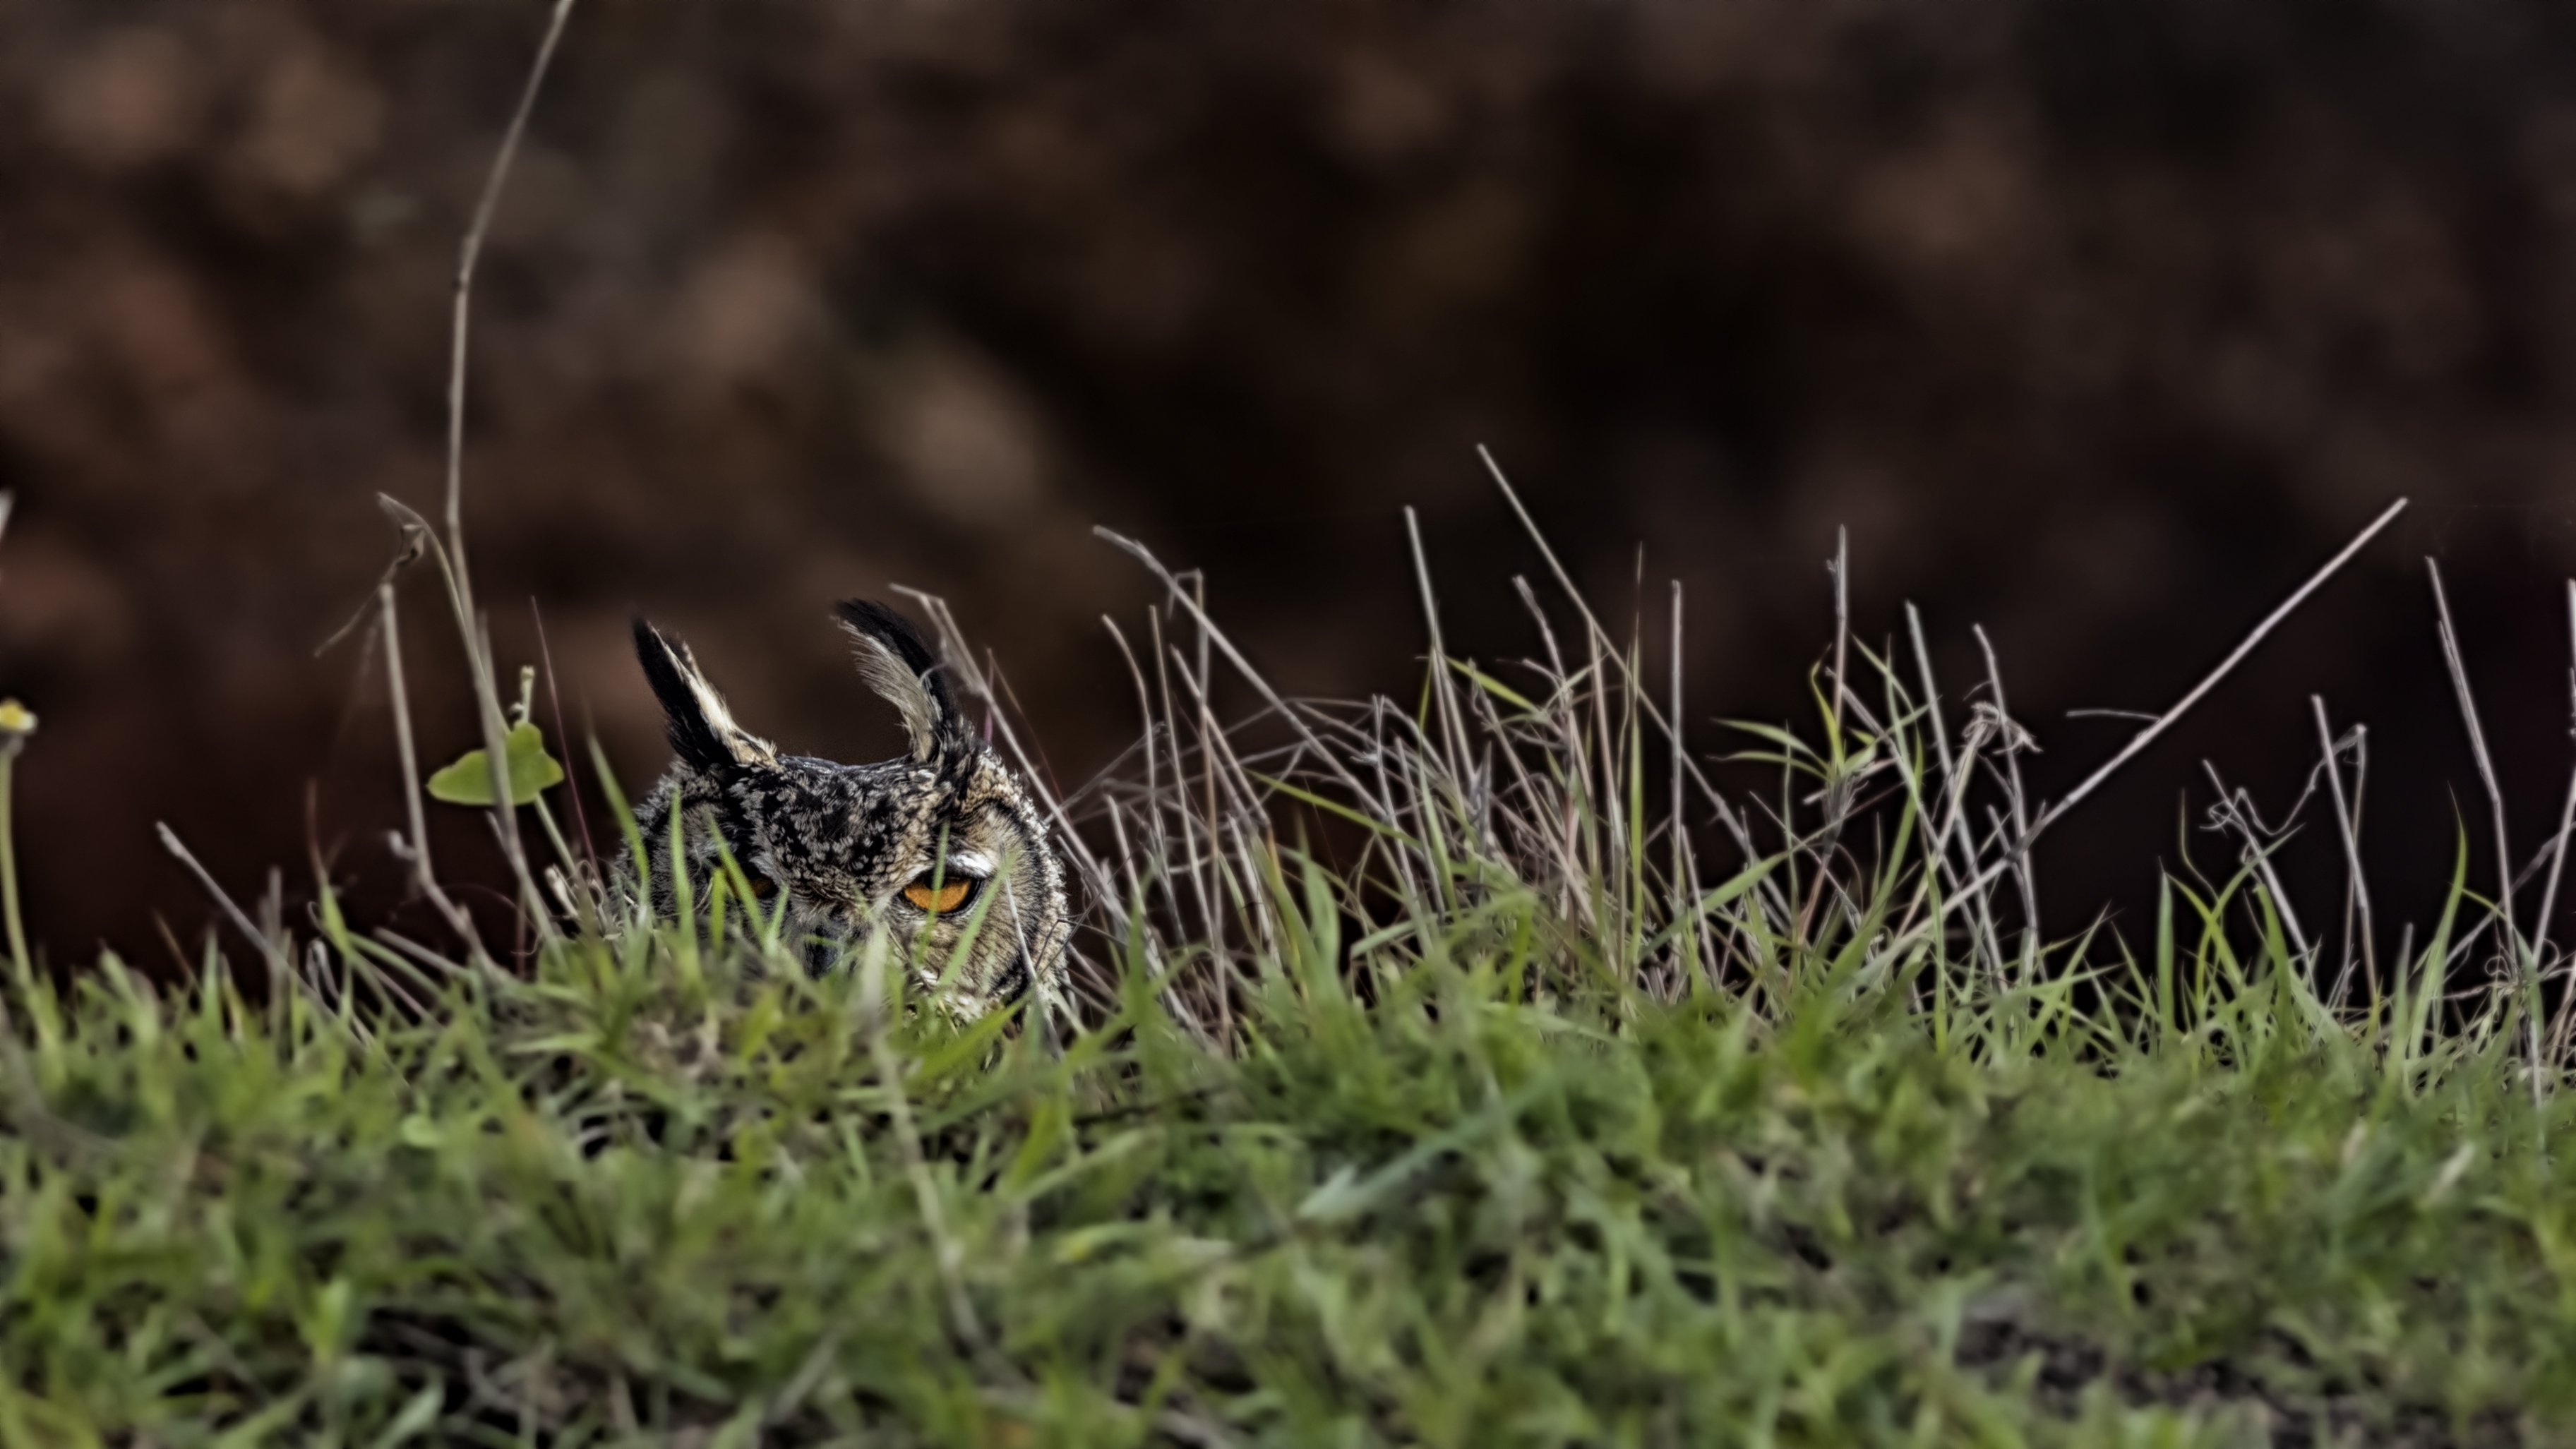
[2311,698,2376,1012]
[1098,529,1374,805]
[378,583,489,964]
[1406,508,1477,831]
[2540,581,2576,1057]
[2199,760,2313,970]
[1912,498,2408,940]
[159,824,352,1035]
[432,0,580,946]
[1975,626,2041,987]
[1480,445,1777,896]
[2426,558,2540,1100]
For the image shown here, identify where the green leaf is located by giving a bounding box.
[426,721,565,807]
[366,1384,445,1449]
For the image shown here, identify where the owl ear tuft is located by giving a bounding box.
[633,618,779,774]
[833,599,970,761]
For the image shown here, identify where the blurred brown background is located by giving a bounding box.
[7,0,2576,968]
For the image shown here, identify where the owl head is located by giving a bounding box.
[625,599,1070,1018]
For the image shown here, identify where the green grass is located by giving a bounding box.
[5,489,2570,1444]
[3,877,2571,1447]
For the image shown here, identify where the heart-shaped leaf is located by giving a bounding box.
[427,721,565,807]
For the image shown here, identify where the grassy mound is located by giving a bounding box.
[6,483,2574,1444]
[1,45,2564,1420]
[14,4,2576,1438]
[2,898,2568,1446]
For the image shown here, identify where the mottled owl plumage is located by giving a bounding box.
[618,599,1070,1018]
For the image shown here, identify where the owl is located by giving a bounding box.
[620,599,1070,1018]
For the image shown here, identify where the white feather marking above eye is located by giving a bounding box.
[842,630,943,760]
[946,848,995,879]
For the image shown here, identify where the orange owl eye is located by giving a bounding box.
[901,874,976,913]
[748,874,779,901]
